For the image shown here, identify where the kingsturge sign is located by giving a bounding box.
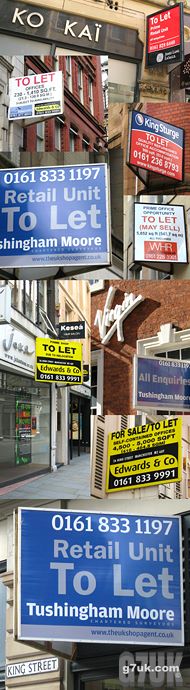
[17,508,184,645]
[128,111,184,182]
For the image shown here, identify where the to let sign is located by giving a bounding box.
[35,338,83,384]
[0,164,110,268]
[8,71,63,120]
[128,111,184,182]
[146,4,184,67]
[106,418,182,492]
[134,203,187,263]
[17,507,184,645]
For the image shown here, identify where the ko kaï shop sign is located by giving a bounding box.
[0,165,110,268]
[16,507,184,646]
[0,0,143,59]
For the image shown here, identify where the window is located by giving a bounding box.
[36,121,44,152]
[66,56,72,91]
[82,136,90,151]
[78,65,83,103]
[55,120,62,151]
[69,127,78,152]
[88,77,94,114]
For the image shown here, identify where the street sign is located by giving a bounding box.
[106,418,182,492]
[134,355,190,411]
[35,338,83,384]
[58,321,85,340]
[128,111,184,182]
[8,71,63,120]
[134,203,187,263]
[0,164,110,268]
[146,4,184,67]
[17,507,184,645]
[6,658,59,678]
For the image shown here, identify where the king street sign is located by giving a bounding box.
[16,507,184,646]
[0,164,110,268]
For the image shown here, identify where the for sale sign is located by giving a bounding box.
[128,111,184,182]
[8,71,63,120]
[106,418,182,492]
[35,338,83,384]
[134,204,187,263]
[146,3,184,67]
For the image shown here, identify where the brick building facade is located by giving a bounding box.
[91,280,190,415]
[24,55,106,153]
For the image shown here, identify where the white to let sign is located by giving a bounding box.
[134,203,187,263]
[8,71,63,120]
[6,657,59,678]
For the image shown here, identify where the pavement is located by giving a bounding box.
[0,454,90,499]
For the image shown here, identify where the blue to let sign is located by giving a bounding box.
[134,355,190,411]
[17,508,184,645]
[0,164,110,267]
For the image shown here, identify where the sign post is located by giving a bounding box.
[106,418,182,492]
[134,203,187,263]
[0,164,110,268]
[17,507,184,646]
[146,3,184,67]
[35,338,83,384]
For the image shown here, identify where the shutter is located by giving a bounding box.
[120,416,128,429]
[91,416,107,498]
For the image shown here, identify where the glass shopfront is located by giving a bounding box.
[0,371,50,480]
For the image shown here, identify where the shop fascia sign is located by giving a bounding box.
[11,6,102,43]
[94,286,144,344]
[6,657,59,678]
[0,325,35,373]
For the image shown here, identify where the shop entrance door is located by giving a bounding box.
[69,394,90,460]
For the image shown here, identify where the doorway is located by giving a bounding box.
[69,394,90,459]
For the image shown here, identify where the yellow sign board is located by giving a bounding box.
[35,338,83,384]
[106,418,182,492]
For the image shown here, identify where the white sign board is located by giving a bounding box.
[6,657,59,678]
[134,204,187,263]
[0,325,35,374]
[8,71,63,120]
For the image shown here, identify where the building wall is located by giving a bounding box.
[91,280,190,414]
[23,55,105,154]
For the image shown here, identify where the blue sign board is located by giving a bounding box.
[0,164,110,267]
[135,355,190,411]
[17,508,184,645]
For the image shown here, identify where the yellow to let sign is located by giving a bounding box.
[106,417,182,492]
[35,338,83,384]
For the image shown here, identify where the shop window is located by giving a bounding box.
[36,121,45,152]
[88,77,94,114]
[69,127,78,152]
[66,56,72,91]
[78,65,83,104]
